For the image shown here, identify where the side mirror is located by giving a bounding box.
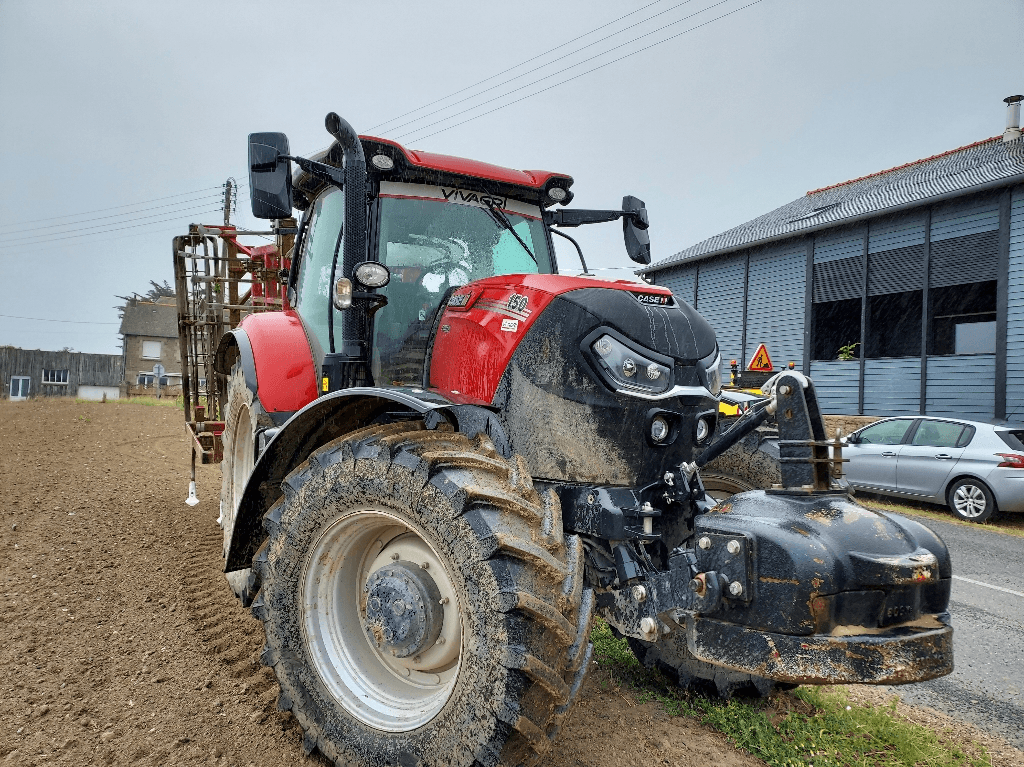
[248,132,293,219]
[845,432,859,444]
[622,195,650,265]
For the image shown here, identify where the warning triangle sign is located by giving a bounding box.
[747,344,773,372]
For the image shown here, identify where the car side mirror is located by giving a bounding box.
[846,433,859,444]
[622,195,650,265]
[248,132,293,219]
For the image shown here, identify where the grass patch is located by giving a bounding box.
[854,492,1024,539]
[590,620,991,766]
[75,395,184,408]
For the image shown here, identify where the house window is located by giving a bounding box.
[866,290,922,358]
[137,373,155,387]
[142,341,162,360]
[9,377,30,399]
[928,281,996,355]
[42,369,69,385]
[811,298,861,361]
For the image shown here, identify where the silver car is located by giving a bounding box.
[843,416,1024,522]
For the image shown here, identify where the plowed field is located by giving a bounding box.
[0,399,761,767]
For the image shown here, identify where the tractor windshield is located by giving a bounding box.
[372,192,553,386]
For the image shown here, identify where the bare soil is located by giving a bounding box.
[0,399,763,767]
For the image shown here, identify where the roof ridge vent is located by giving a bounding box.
[1003,95,1023,143]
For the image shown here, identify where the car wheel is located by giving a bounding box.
[946,478,997,523]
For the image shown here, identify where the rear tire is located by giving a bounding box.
[947,478,997,523]
[252,422,594,766]
[219,361,270,602]
[627,632,793,699]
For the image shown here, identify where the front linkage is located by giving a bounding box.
[565,372,954,689]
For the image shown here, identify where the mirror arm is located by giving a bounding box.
[283,155,345,189]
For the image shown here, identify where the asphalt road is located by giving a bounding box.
[881,513,1024,748]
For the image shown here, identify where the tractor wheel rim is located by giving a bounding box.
[301,507,462,732]
[953,485,985,517]
[229,403,253,518]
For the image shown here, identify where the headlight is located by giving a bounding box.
[591,334,672,395]
[701,348,722,396]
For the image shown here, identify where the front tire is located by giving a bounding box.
[947,478,997,522]
[253,422,593,766]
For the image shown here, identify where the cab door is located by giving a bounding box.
[845,418,916,492]
[896,419,968,499]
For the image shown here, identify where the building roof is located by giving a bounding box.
[640,135,1024,274]
[119,299,178,338]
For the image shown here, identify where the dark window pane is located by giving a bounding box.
[928,281,996,355]
[911,420,964,447]
[811,298,861,361]
[858,419,914,445]
[866,290,921,358]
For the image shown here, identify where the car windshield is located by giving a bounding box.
[372,193,553,386]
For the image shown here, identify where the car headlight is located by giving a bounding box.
[701,348,722,396]
[591,334,672,395]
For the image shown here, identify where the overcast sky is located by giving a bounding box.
[1,0,1021,354]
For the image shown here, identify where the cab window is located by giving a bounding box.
[294,188,344,352]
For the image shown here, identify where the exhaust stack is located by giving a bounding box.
[1003,95,1023,142]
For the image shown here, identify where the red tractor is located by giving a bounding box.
[174,113,954,767]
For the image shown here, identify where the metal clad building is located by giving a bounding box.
[641,111,1024,420]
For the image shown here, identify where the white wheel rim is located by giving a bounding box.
[953,484,986,518]
[229,403,253,518]
[301,507,462,732]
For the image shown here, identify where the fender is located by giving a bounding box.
[225,386,511,571]
[214,310,319,415]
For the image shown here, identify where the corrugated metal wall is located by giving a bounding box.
[745,244,805,368]
[863,359,921,416]
[655,264,697,306]
[696,255,746,373]
[927,354,996,418]
[813,229,864,303]
[1007,187,1024,418]
[809,360,859,413]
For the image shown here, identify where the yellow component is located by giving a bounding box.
[322,376,329,392]
[719,400,741,417]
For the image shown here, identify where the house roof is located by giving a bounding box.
[119,299,178,338]
[640,135,1024,274]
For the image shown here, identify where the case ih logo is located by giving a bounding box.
[441,188,507,208]
[506,293,529,313]
[634,292,673,306]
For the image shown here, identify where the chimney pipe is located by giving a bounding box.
[1003,95,1023,142]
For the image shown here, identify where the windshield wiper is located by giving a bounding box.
[482,200,537,266]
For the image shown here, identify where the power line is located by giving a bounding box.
[366,0,671,133]
[2,185,227,226]
[2,222,215,256]
[0,203,225,248]
[0,203,226,247]
[402,0,763,145]
[381,0,699,137]
[0,192,226,236]
[0,313,120,325]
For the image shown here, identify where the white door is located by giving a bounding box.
[10,376,30,401]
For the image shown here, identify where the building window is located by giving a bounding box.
[9,376,30,399]
[142,340,162,360]
[42,369,69,385]
[928,281,996,355]
[811,298,861,361]
[866,290,922,358]
[137,373,155,387]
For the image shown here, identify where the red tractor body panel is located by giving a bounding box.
[429,274,673,404]
[360,135,572,190]
[240,310,319,413]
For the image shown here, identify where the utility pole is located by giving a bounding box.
[223,178,236,226]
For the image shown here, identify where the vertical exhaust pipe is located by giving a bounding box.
[1003,95,1023,143]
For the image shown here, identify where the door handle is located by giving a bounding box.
[882,451,897,457]
[934,453,952,460]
